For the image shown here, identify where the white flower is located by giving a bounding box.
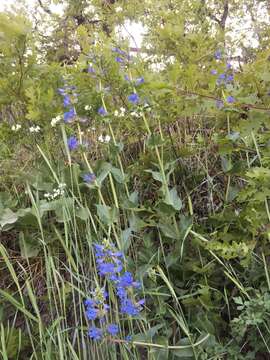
[115,6,123,12]
[85,105,92,111]
[98,135,111,143]
[51,115,61,127]
[29,125,41,133]
[92,14,100,21]
[104,135,111,143]
[114,110,119,117]
[130,111,140,118]
[11,124,21,132]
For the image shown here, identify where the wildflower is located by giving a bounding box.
[51,115,61,127]
[29,125,41,133]
[11,124,21,131]
[64,107,76,123]
[128,93,139,104]
[98,106,107,116]
[226,62,232,70]
[216,100,224,109]
[115,56,124,63]
[135,77,144,85]
[67,136,79,151]
[210,69,217,75]
[98,135,111,143]
[88,327,103,341]
[83,173,96,183]
[63,95,71,107]
[120,298,140,316]
[115,6,123,12]
[112,47,126,56]
[86,307,99,320]
[227,74,234,82]
[125,335,132,342]
[124,74,130,81]
[94,242,123,280]
[214,50,222,60]
[88,64,95,73]
[227,95,235,103]
[58,88,66,96]
[85,105,92,111]
[107,324,119,336]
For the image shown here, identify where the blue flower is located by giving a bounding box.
[135,77,144,85]
[227,95,235,103]
[118,272,134,288]
[227,74,234,82]
[107,324,119,336]
[124,74,130,81]
[64,108,76,123]
[98,106,107,116]
[112,47,126,56]
[128,93,139,104]
[67,136,79,151]
[86,307,99,320]
[210,69,217,75]
[218,73,226,80]
[83,173,96,183]
[216,100,224,109]
[85,298,95,307]
[120,298,139,316]
[88,65,95,73]
[125,335,132,342]
[88,327,103,341]
[226,62,232,70]
[115,57,124,63]
[63,95,71,107]
[58,88,66,96]
[214,50,222,60]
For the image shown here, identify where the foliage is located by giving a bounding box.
[1,0,270,359]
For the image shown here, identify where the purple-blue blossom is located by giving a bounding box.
[227,96,235,103]
[135,77,144,85]
[98,106,107,116]
[115,56,124,63]
[210,69,218,75]
[216,100,224,109]
[88,327,103,341]
[83,173,96,183]
[67,136,79,151]
[64,107,76,123]
[128,93,139,104]
[107,324,119,336]
[214,50,222,60]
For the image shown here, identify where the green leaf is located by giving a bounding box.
[164,187,182,211]
[96,204,118,225]
[0,208,18,229]
[19,232,40,258]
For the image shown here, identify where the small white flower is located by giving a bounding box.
[114,110,119,117]
[130,111,140,118]
[51,115,61,127]
[115,6,123,12]
[11,124,21,132]
[120,107,126,114]
[85,105,92,111]
[104,135,111,143]
[98,135,104,142]
[98,135,111,143]
[92,14,100,21]
[29,125,41,133]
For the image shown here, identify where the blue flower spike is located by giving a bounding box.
[67,136,79,151]
[128,93,139,104]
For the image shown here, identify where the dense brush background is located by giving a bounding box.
[1,0,270,359]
